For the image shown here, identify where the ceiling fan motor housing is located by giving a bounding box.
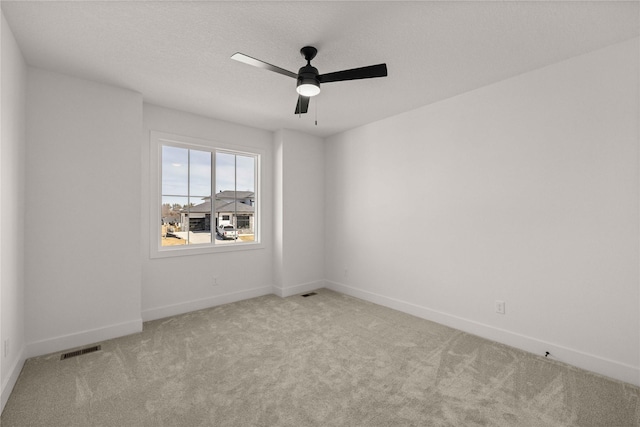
[297,64,320,89]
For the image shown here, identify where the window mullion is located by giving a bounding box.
[187,149,191,245]
[234,154,237,241]
[211,150,216,246]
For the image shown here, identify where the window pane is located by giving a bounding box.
[161,196,188,247]
[186,196,212,245]
[162,146,188,195]
[190,149,211,197]
[214,189,238,245]
[233,192,255,243]
[236,155,256,242]
[236,155,255,192]
[215,152,236,193]
[215,152,235,245]
[214,153,256,245]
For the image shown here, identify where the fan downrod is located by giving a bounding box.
[300,46,318,63]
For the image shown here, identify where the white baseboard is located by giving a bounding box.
[1,346,25,414]
[273,280,325,298]
[26,319,143,359]
[325,280,640,387]
[141,285,273,322]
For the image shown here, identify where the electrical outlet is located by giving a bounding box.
[495,300,506,315]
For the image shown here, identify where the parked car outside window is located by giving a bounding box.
[217,224,238,240]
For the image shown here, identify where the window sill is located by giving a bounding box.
[150,241,265,259]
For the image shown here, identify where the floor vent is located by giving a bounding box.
[60,345,102,360]
[301,292,318,297]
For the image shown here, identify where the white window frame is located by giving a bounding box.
[150,131,263,258]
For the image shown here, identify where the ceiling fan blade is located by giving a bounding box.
[319,63,388,84]
[295,95,310,114]
[231,52,298,79]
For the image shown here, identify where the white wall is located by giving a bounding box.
[141,104,275,320]
[25,68,143,357]
[325,37,640,385]
[273,129,325,297]
[1,12,26,411]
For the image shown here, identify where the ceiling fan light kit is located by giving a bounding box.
[232,45,387,115]
[296,83,320,97]
[296,74,321,97]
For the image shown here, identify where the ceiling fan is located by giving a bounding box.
[231,46,388,114]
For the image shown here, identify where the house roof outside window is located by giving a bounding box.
[184,191,255,214]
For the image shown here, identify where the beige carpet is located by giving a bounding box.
[2,289,639,426]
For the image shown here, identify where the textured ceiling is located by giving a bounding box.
[2,1,639,137]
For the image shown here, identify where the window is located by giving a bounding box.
[237,215,250,230]
[151,132,261,257]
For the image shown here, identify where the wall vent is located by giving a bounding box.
[60,345,102,360]
[301,292,318,297]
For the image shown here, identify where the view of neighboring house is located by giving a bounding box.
[179,190,255,233]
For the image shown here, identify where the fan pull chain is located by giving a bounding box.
[315,97,318,126]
